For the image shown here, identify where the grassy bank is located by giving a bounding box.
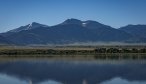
[0,46,146,55]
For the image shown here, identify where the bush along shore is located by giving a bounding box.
[0,48,146,55]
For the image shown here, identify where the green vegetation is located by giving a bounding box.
[0,47,146,56]
[95,48,146,53]
[0,46,146,60]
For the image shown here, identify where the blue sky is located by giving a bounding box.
[0,0,146,32]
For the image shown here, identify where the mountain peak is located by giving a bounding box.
[28,22,48,29]
[32,22,39,24]
[62,18,82,25]
[30,22,44,26]
[60,18,110,29]
[9,22,48,32]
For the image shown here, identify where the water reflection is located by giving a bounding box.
[0,56,146,84]
[101,77,146,84]
[0,74,27,84]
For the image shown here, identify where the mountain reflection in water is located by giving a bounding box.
[0,57,146,84]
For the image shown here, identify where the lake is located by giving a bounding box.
[0,55,146,84]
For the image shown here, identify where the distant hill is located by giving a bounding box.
[1,19,145,45]
[119,25,146,39]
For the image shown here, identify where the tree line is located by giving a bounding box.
[94,48,146,53]
[0,48,146,55]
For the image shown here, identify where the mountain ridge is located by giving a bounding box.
[1,19,146,45]
[119,24,146,39]
[0,35,12,44]
[8,22,48,33]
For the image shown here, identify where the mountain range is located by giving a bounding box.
[0,18,146,45]
[0,35,12,45]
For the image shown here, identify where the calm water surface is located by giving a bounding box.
[0,55,146,84]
